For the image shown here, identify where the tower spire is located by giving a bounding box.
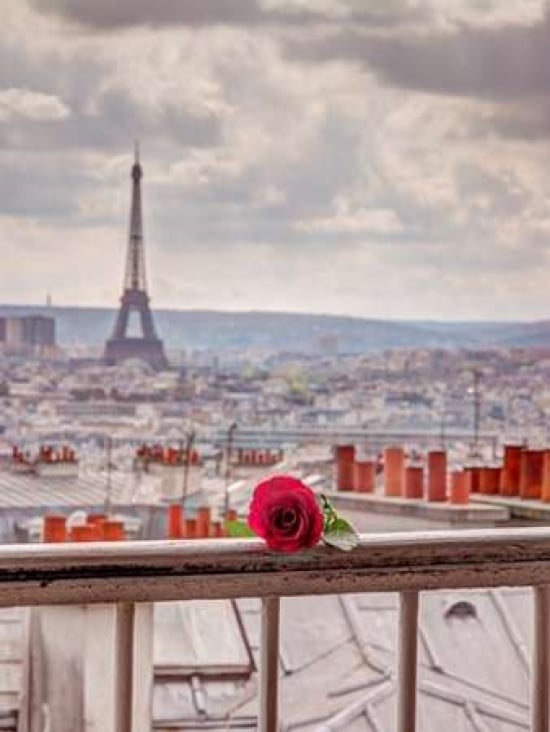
[126,142,146,292]
[104,145,168,369]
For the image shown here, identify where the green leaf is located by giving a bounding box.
[225,520,257,538]
[323,518,359,552]
[319,493,338,533]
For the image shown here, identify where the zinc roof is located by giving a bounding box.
[153,588,532,731]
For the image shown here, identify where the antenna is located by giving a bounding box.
[134,139,140,163]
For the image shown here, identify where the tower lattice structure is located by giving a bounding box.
[104,145,168,369]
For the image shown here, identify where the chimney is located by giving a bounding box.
[384,446,404,497]
[69,525,97,542]
[167,504,183,539]
[464,466,481,494]
[404,466,424,499]
[335,445,355,491]
[196,507,211,539]
[480,467,500,496]
[184,518,197,539]
[104,520,125,541]
[353,460,376,493]
[427,450,447,502]
[450,470,470,504]
[88,514,107,540]
[542,450,550,503]
[520,449,543,500]
[43,515,67,543]
[210,520,224,537]
[500,445,522,496]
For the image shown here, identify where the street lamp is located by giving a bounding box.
[468,368,482,460]
[181,428,196,506]
[223,422,238,517]
[103,435,114,516]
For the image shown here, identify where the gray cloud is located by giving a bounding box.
[31,0,264,29]
[0,87,222,156]
[0,159,83,218]
[144,103,409,250]
[285,13,550,100]
[2,1,550,319]
[0,38,105,113]
[470,98,550,141]
[31,0,429,30]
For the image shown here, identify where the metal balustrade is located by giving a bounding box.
[2,526,550,731]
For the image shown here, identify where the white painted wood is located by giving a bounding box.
[28,603,150,732]
[30,606,85,732]
[8,530,550,730]
[259,597,279,732]
[17,608,30,732]
[397,591,419,732]
[532,586,550,732]
[132,604,153,732]
[115,603,134,732]
[84,605,116,732]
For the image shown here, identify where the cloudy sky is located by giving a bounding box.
[1,0,550,320]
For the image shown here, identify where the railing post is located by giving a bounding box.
[260,597,280,732]
[115,602,135,732]
[397,590,419,732]
[532,586,550,732]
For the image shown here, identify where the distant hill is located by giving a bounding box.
[0,305,548,353]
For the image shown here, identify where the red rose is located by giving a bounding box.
[248,475,324,552]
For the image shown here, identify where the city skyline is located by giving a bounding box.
[1,1,550,321]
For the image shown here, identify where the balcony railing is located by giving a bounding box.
[2,526,550,731]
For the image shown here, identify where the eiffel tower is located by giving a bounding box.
[104,145,168,369]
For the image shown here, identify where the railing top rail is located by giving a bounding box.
[0,526,549,606]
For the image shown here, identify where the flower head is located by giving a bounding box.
[248,475,323,553]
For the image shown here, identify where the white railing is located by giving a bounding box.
[3,526,550,731]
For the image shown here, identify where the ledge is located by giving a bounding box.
[0,526,548,605]
[472,494,550,521]
[326,491,509,524]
